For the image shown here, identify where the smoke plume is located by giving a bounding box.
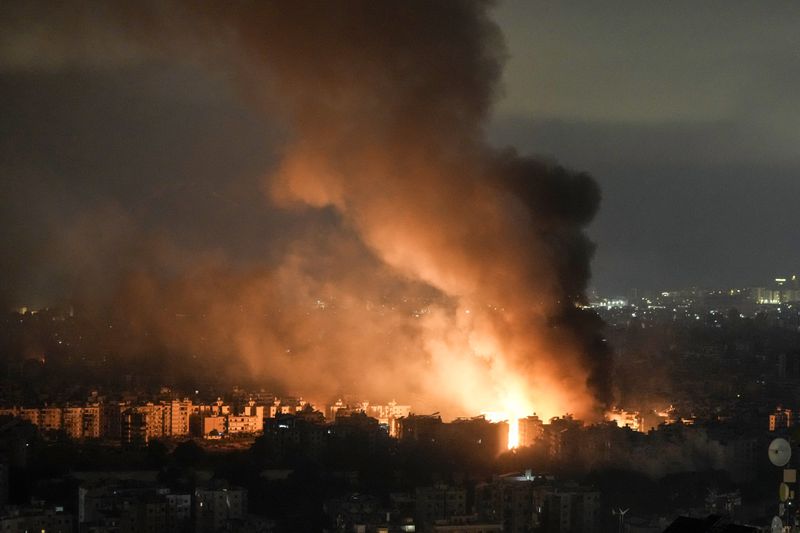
[1,1,611,419]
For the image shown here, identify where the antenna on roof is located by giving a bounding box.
[769,437,796,528]
[769,438,792,467]
[612,507,629,533]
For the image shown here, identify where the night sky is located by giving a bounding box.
[2,1,799,307]
[493,1,800,294]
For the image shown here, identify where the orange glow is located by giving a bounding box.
[507,417,520,448]
[0,3,613,454]
[483,390,533,450]
[419,311,596,451]
[483,411,514,448]
[606,409,643,432]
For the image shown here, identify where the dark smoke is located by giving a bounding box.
[1,1,611,418]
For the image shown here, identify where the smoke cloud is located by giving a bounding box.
[1,1,611,419]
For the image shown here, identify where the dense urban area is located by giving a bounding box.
[1,276,799,532]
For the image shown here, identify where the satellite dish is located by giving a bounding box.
[780,482,791,502]
[771,515,783,533]
[769,438,792,467]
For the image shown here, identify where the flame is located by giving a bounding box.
[508,416,520,448]
[483,411,522,449]
[483,391,533,449]
[605,408,643,432]
[426,324,567,451]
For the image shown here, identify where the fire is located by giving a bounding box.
[508,416,520,448]
[606,408,643,432]
[483,411,522,449]
[483,392,532,449]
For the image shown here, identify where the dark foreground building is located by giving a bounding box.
[662,515,759,532]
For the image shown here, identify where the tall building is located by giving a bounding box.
[194,486,247,533]
[82,405,101,438]
[227,415,262,435]
[77,479,192,533]
[540,487,600,533]
[189,399,264,438]
[18,408,39,427]
[164,399,192,436]
[240,399,264,419]
[397,414,443,443]
[62,407,84,439]
[769,407,793,432]
[444,416,509,457]
[518,415,544,447]
[327,398,349,421]
[1,405,102,440]
[166,493,192,532]
[101,402,128,439]
[0,506,73,533]
[415,485,467,531]
[367,400,411,437]
[39,407,62,433]
[121,409,149,446]
[143,403,168,439]
[124,494,167,533]
[476,472,548,533]
[544,416,583,459]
